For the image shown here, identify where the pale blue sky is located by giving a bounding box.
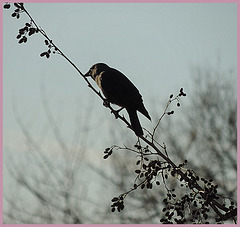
[3,2,237,153]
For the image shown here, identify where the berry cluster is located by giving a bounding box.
[16,22,39,44]
[40,40,59,59]
[4,3,24,19]
[4,3,39,44]
[111,196,124,212]
[134,158,164,189]
[179,87,187,97]
[167,88,186,116]
[160,189,212,224]
[160,168,235,224]
[103,146,115,159]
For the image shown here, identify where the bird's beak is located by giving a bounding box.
[84,69,92,77]
[84,71,90,77]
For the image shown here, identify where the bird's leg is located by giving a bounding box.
[103,98,110,108]
[111,107,123,119]
[102,98,124,118]
[111,107,125,119]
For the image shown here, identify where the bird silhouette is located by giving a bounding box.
[84,63,151,136]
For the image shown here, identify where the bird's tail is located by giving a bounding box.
[126,108,143,136]
[138,105,151,121]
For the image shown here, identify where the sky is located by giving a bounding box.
[2,3,238,222]
[3,3,237,146]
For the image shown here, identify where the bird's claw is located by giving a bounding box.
[111,109,119,119]
[111,107,124,119]
[103,99,110,107]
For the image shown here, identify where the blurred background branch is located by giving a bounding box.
[3,65,237,223]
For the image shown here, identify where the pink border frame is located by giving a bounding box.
[1,0,240,2]
[0,0,2,225]
[1,0,239,226]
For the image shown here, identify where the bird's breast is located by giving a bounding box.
[94,73,102,88]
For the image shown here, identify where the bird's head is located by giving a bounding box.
[84,63,109,80]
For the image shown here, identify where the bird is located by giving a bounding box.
[84,63,151,136]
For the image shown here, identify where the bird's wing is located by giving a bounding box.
[100,68,142,107]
